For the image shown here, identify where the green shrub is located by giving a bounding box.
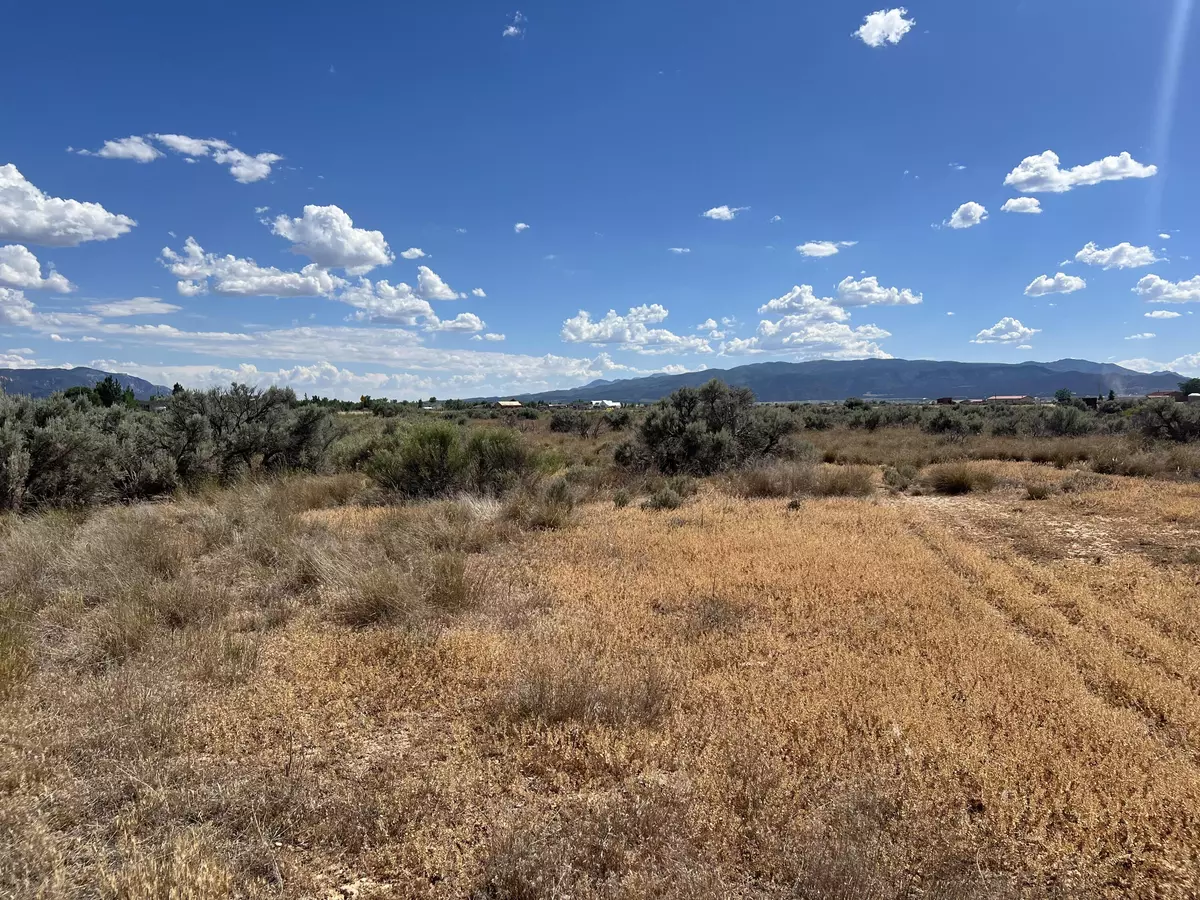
[882,464,919,492]
[466,429,531,494]
[613,490,631,508]
[1025,481,1053,500]
[642,487,683,510]
[367,422,466,498]
[627,380,794,475]
[507,478,576,529]
[1134,400,1200,443]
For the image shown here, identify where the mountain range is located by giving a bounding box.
[0,367,170,401]
[495,359,1185,404]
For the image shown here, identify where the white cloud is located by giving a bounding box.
[211,148,283,184]
[797,240,857,257]
[854,7,914,47]
[702,205,748,221]
[338,278,436,325]
[1001,197,1042,214]
[1145,310,1181,319]
[1159,233,1171,240]
[946,201,988,229]
[0,349,37,369]
[271,205,394,275]
[757,284,850,320]
[400,247,426,259]
[769,215,782,223]
[0,287,38,326]
[1075,242,1159,269]
[836,275,922,306]
[77,136,162,163]
[1133,274,1200,304]
[1003,150,1157,194]
[472,288,487,298]
[416,265,458,301]
[1016,344,1033,351]
[428,312,485,333]
[561,304,712,354]
[668,247,691,254]
[971,317,1039,344]
[0,164,135,247]
[1024,272,1086,297]
[0,245,74,292]
[160,237,344,297]
[150,134,282,183]
[153,134,229,157]
[49,333,71,342]
[514,222,530,233]
[724,319,891,359]
[483,333,505,341]
[503,11,526,37]
[88,297,182,317]
[255,206,270,214]
[1125,333,1155,340]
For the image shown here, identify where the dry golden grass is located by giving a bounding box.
[3,465,1200,898]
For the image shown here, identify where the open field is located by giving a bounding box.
[3,454,1200,898]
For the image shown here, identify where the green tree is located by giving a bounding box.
[1054,388,1073,403]
[63,385,100,405]
[172,382,185,395]
[1108,389,1116,401]
[95,375,125,408]
[1179,378,1200,395]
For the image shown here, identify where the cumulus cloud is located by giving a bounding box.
[428,312,485,333]
[88,297,182,317]
[514,222,530,233]
[946,201,988,229]
[400,248,426,259]
[1145,310,1181,318]
[723,319,891,358]
[797,240,857,257]
[561,304,712,354]
[415,265,459,301]
[854,7,914,47]
[836,275,922,306]
[702,205,748,221]
[338,278,437,325]
[150,134,283,183]
[483,333,505,341]
[757,284,850,320]
[0,164,136,247]
[1125,333,1155,340]
[668,247,691,254]
[0,287,39,326]
[0,245,74,292]
[1001,197,1042,214]
[76,135,162,163]
[271,205,394,275]
[971,317,1039,344]
[1003,150,1157,194]
[769,215,782,223]
[160,237,344,297]
[472,288,487,298]
[1159,233,1171,240]
[1132,274,1200,303]
[1024,272,1086,297]
[1074,242,1159,270]
[0,349,37,368]
[1119,353,1200,377]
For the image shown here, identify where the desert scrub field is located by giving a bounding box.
[2,460,1200,898]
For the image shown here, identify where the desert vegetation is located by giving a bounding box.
[3,379,1200,898]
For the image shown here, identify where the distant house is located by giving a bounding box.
[1147,390,1186,402]
[986,395,1034,404]
[590,400,622,409]
[935,397,956,406]
[1081,396,1099,409]
[496,400,523,408]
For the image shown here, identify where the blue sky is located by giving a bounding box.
[2,0,1199,398]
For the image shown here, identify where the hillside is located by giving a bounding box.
[499,358,1184,404]
[0,367,170,400]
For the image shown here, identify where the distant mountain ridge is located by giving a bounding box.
[491,359,1184,404]
[0,367,170,400]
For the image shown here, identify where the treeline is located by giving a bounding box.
[0,385,332,511]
